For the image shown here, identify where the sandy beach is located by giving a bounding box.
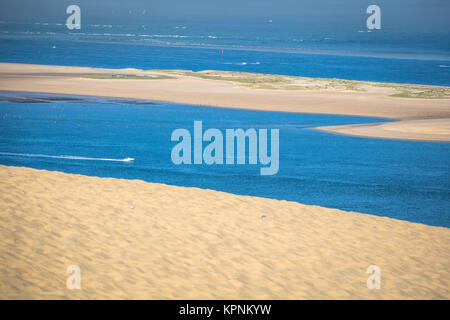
[1,62,449,142]
[0,165,449,299]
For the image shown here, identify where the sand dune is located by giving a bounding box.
[0,165,448,299]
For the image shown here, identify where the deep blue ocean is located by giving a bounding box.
[0,21,449,85]
[0,22,449,227]
[0,92,449,227]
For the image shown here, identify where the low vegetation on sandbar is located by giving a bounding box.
[83,70,450,99]
[156,70,450,98]
[83,74,173,80]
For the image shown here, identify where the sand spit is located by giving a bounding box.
[317,118,450,142]
[1,62,450,141]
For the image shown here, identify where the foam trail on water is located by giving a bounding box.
[0,152,134,162]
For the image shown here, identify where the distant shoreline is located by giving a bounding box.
[1,62,449,141]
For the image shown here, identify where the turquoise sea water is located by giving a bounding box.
[0,92,449,227]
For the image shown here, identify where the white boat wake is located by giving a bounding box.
[0,152,134,162]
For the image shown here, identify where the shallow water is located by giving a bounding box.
[0,91,449,227]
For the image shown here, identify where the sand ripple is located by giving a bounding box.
[0,165,448,299]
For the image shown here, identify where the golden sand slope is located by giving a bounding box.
[0,165,448,299]
[317,118,450,142]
